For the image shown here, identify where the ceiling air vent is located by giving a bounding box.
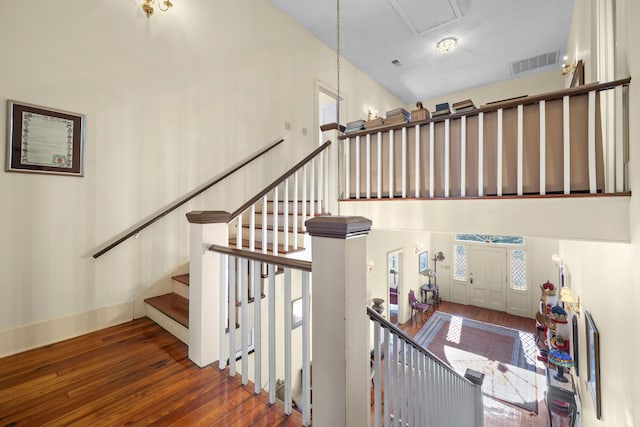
[510,50,560,75]
[391,59,403,66]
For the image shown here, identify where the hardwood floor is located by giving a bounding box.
[1,304,570,426]
[398,301,571,427]
[0,318,301,427]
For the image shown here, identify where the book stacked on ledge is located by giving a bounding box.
[344,119,365,134]
[431,102,451,118]
[364,117,384,129]
[384,108,410,125]
[452,99,476,113]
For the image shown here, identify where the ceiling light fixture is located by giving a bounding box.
[142,0,173,18]
[437,37,458,53]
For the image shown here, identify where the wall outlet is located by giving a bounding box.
[284,121,291,131]
[302,127,307,136]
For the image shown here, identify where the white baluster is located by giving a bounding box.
[262,196,268,254]
[588,90,597,193]
[478,112,484,197]
[373,321,382,427]
[273,187,279,256]
[284,178,289,250]
[301,271,311,426]
[366,134,371,199]
[240,258,248,385]
[284,268,292,415]
[497,108,503,196]
[293,171,299,250]
[377,132,382,199]
[253,259,261,394]
[318,151,324,212]
[429,123,435,198]
[310,159,315,216]
[392,333,399,427]
[345,138,350,199]
[383,328,391,425]
[461,116,467,197]
[539,101,546,195]
[402,127,407,198]
[219,253,228,371]
[445,119,450,197]
[236,214,243,249]
[563,95,571,194]
[355,135,361,199]
[228,255,236,377]
[249,205,255,252]
[415,124,421,198]
[389,130,394,199]
[302,165,307,230]
[268,264,276,404]
[517,104,524,196]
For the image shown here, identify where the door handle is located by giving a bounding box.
[470,273,473,284]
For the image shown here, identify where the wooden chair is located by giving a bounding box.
[409,289,433,324]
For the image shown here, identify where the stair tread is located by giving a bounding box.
[171,274,189,286]
[228,238,305,254]
[240,223,304,232]
[145,293,188,328]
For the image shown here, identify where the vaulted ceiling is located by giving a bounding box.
[272,0,576,103]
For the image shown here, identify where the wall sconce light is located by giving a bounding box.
[561,56,577,76]
[142,0,173,18]
[560,287,581,315]
[367,260,375,273]
[414,243,425,254]
[367,109,378,121]
[551,254,563,266]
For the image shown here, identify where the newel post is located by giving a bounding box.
[186,210,230,367]
[306,215,372,427]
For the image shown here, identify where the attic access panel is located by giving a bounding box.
[387,0,462,35]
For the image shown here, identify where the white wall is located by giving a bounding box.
[0,1,403,342]
[420,69,565,112]
[562,0,640,426]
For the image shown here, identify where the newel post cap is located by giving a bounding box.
[186,211,231,224]
[305,215,372,239]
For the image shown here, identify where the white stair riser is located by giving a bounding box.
[145,304,188,344]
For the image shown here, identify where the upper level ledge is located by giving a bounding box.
[338,193,631,243]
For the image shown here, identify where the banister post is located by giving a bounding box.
[306,215,372,427]
[186,210,230,367]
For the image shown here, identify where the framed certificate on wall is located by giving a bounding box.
[6,100,85,176]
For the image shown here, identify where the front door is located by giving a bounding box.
[469,246,507,311]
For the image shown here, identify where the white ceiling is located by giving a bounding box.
[272,0,576,104]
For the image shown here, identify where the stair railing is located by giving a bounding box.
[367,307,484,427]
[228,140,332,257]
[338,78,630,200]
[92,138,284,259]
[209,244,313,426]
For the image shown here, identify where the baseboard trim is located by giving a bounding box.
[0,302,133,358]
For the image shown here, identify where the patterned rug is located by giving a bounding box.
[415,311,539,414]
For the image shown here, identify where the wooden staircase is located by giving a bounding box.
[144,199,312,345]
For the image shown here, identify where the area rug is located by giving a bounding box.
[415,311,538,414]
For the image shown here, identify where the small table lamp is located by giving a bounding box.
[548,349,574,382]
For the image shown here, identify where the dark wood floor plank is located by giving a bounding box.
[0,317,296,427]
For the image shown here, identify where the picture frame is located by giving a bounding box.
[418,251,429,275]
[570,59,585,88]
[6,100,85,176]
[585,311,601,419]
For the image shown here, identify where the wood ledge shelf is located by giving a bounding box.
[340,191,631,202]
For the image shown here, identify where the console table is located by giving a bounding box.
[420,283,439,306]
[546,367,579,426]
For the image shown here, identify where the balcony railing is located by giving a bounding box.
[335,78,630,200]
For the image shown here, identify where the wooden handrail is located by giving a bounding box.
[92,138,284,259]
[339,77,631,139]
[209,244,312,272]
[229,140,332,220]
[366,306,475,385]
